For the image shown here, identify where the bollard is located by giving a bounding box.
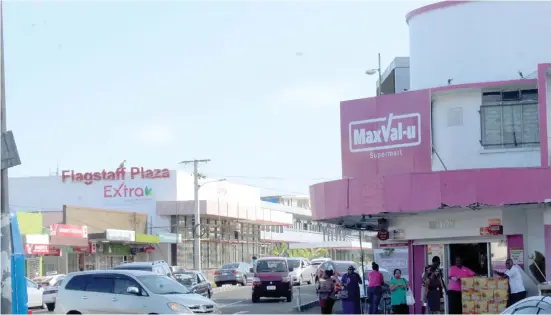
[296,285,302,312]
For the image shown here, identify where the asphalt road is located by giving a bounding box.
[215,284,318,314]
[31,284,319,315]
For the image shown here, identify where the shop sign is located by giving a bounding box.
[104,183,153,199]
[510,248,524,265]
[103,244,131,255]
[50,224,88,238]
[25,244,61,256]
[61,167,170,185]
[66,246,89,253]
[106,229,135,242]
[135,234,160,244]
[25,234,49,245]
[158,233,181,244]
[341,89,432,178]
[379,242,408,248]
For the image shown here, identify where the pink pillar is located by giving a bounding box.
[545,225,551,281]
[409,243,426,314]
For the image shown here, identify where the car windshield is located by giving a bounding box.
[138,275,190,295]
[288,260,301,269]
[256,260,287,272]
[174,273,195,285]
[221,263,239,269]
[335,263,358,274]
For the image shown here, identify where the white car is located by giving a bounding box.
[42,276,65,311]
[55,269,220,314]
[26,278,44,309]
[287,257,314,285]
[34,274,66,288]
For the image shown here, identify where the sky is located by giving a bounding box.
[5,0,434,196]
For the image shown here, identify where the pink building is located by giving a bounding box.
[309,1,551,312]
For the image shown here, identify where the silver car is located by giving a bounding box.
[55,270,220,314]
[214,262,253,286]
[287,258,313,285]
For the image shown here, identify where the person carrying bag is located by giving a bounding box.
[317,270,337,314]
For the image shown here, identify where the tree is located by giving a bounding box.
[271,243,289,256]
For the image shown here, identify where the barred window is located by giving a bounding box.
[480,89,539,149]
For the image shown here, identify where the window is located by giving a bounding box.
[113,276,142,295]
[26,279,38,289]
[65,275,90,291]
[480,89,539,149]
[198,273,207,282]
[85,276,114,293]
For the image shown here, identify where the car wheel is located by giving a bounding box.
[46,303,55,312]
[286,293,293,302]
[252,295,260,303]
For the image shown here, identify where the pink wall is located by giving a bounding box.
[340,90,432,179]
[310,167,551,220]
[507,235,524,269]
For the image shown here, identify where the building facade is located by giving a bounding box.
[309,1,551,313]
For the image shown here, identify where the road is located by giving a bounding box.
[31,284,319,315]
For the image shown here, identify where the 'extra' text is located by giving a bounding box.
[61,167,170,185]
[349,113,422,153]
[104,183,153,198]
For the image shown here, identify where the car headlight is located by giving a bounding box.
[167,302,193,314]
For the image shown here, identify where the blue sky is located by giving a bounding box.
[5,0,433,196]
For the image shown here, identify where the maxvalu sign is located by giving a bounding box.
[340,89,431,178]
[61,167,170,185]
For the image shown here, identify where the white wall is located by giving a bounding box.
[502,206,545,267]
[431,89,541,171]
[390,208,503,240]
[261,229,324,243]
[408,1,551,90]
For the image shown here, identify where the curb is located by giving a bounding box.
[291,299,319,313]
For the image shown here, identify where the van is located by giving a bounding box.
[250,257,293,303]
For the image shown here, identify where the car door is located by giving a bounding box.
[199,273,212,294]
[302,260,312,282]
[26,278,42,308]
[111,275,150,314]
[195,274,207,296]
[82,274,116,313]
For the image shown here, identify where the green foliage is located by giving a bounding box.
[270,243,329,259]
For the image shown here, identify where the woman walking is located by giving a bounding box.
[317,270,337,314]
[389,269,409,314]
[341,265,363,314]
[367,262,384,314]
[424,266,445,314]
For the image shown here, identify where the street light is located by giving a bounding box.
[365,53,383,96]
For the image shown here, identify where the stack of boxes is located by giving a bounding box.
[461,277,509,314]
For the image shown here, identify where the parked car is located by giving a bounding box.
[113,260,174,278]
[54,270,220,314]
[25,277,44,309]
[214,262,253,286]
[286,257,313,285]
[251,257,293,303]
[501,296,551,314]
[174,270,213,298]
[42,275,65,311]
[33,274,66,288]
[304,258,329,283]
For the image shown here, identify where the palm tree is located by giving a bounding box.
[271,243,289,256]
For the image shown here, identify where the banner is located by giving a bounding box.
[50,224,88,238]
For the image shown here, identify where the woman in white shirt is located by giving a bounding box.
[495,259,526,307]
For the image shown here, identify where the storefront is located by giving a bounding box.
[88,229,135,269]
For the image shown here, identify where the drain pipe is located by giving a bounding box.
[431,100,448,171]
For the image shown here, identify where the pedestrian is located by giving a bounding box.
[341,265,363,314]
[390,269,409,314]
[447,256,475,314]
[317,269,337,314]
[424,266,445,314]
[421,256,444,314]
[367,262,384,314]
[495,259,526,307]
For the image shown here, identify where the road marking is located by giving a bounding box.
[219,300,244,308]
[233,312,249,314]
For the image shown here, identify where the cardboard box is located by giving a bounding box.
[475,301,488,314]
[471,291,481,301]
[480,289,494,301]
[487,277,498,289]
[497,278,509,290]
[461,289,473,302]
[488,302,499,314]
[494,289,508,302]
[462,301,475,314]
[497,302,508,313]
[462,277,475,290]
[474,277,488,290]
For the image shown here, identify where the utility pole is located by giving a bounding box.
[0,0,11,313]
[179,159,210,271]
